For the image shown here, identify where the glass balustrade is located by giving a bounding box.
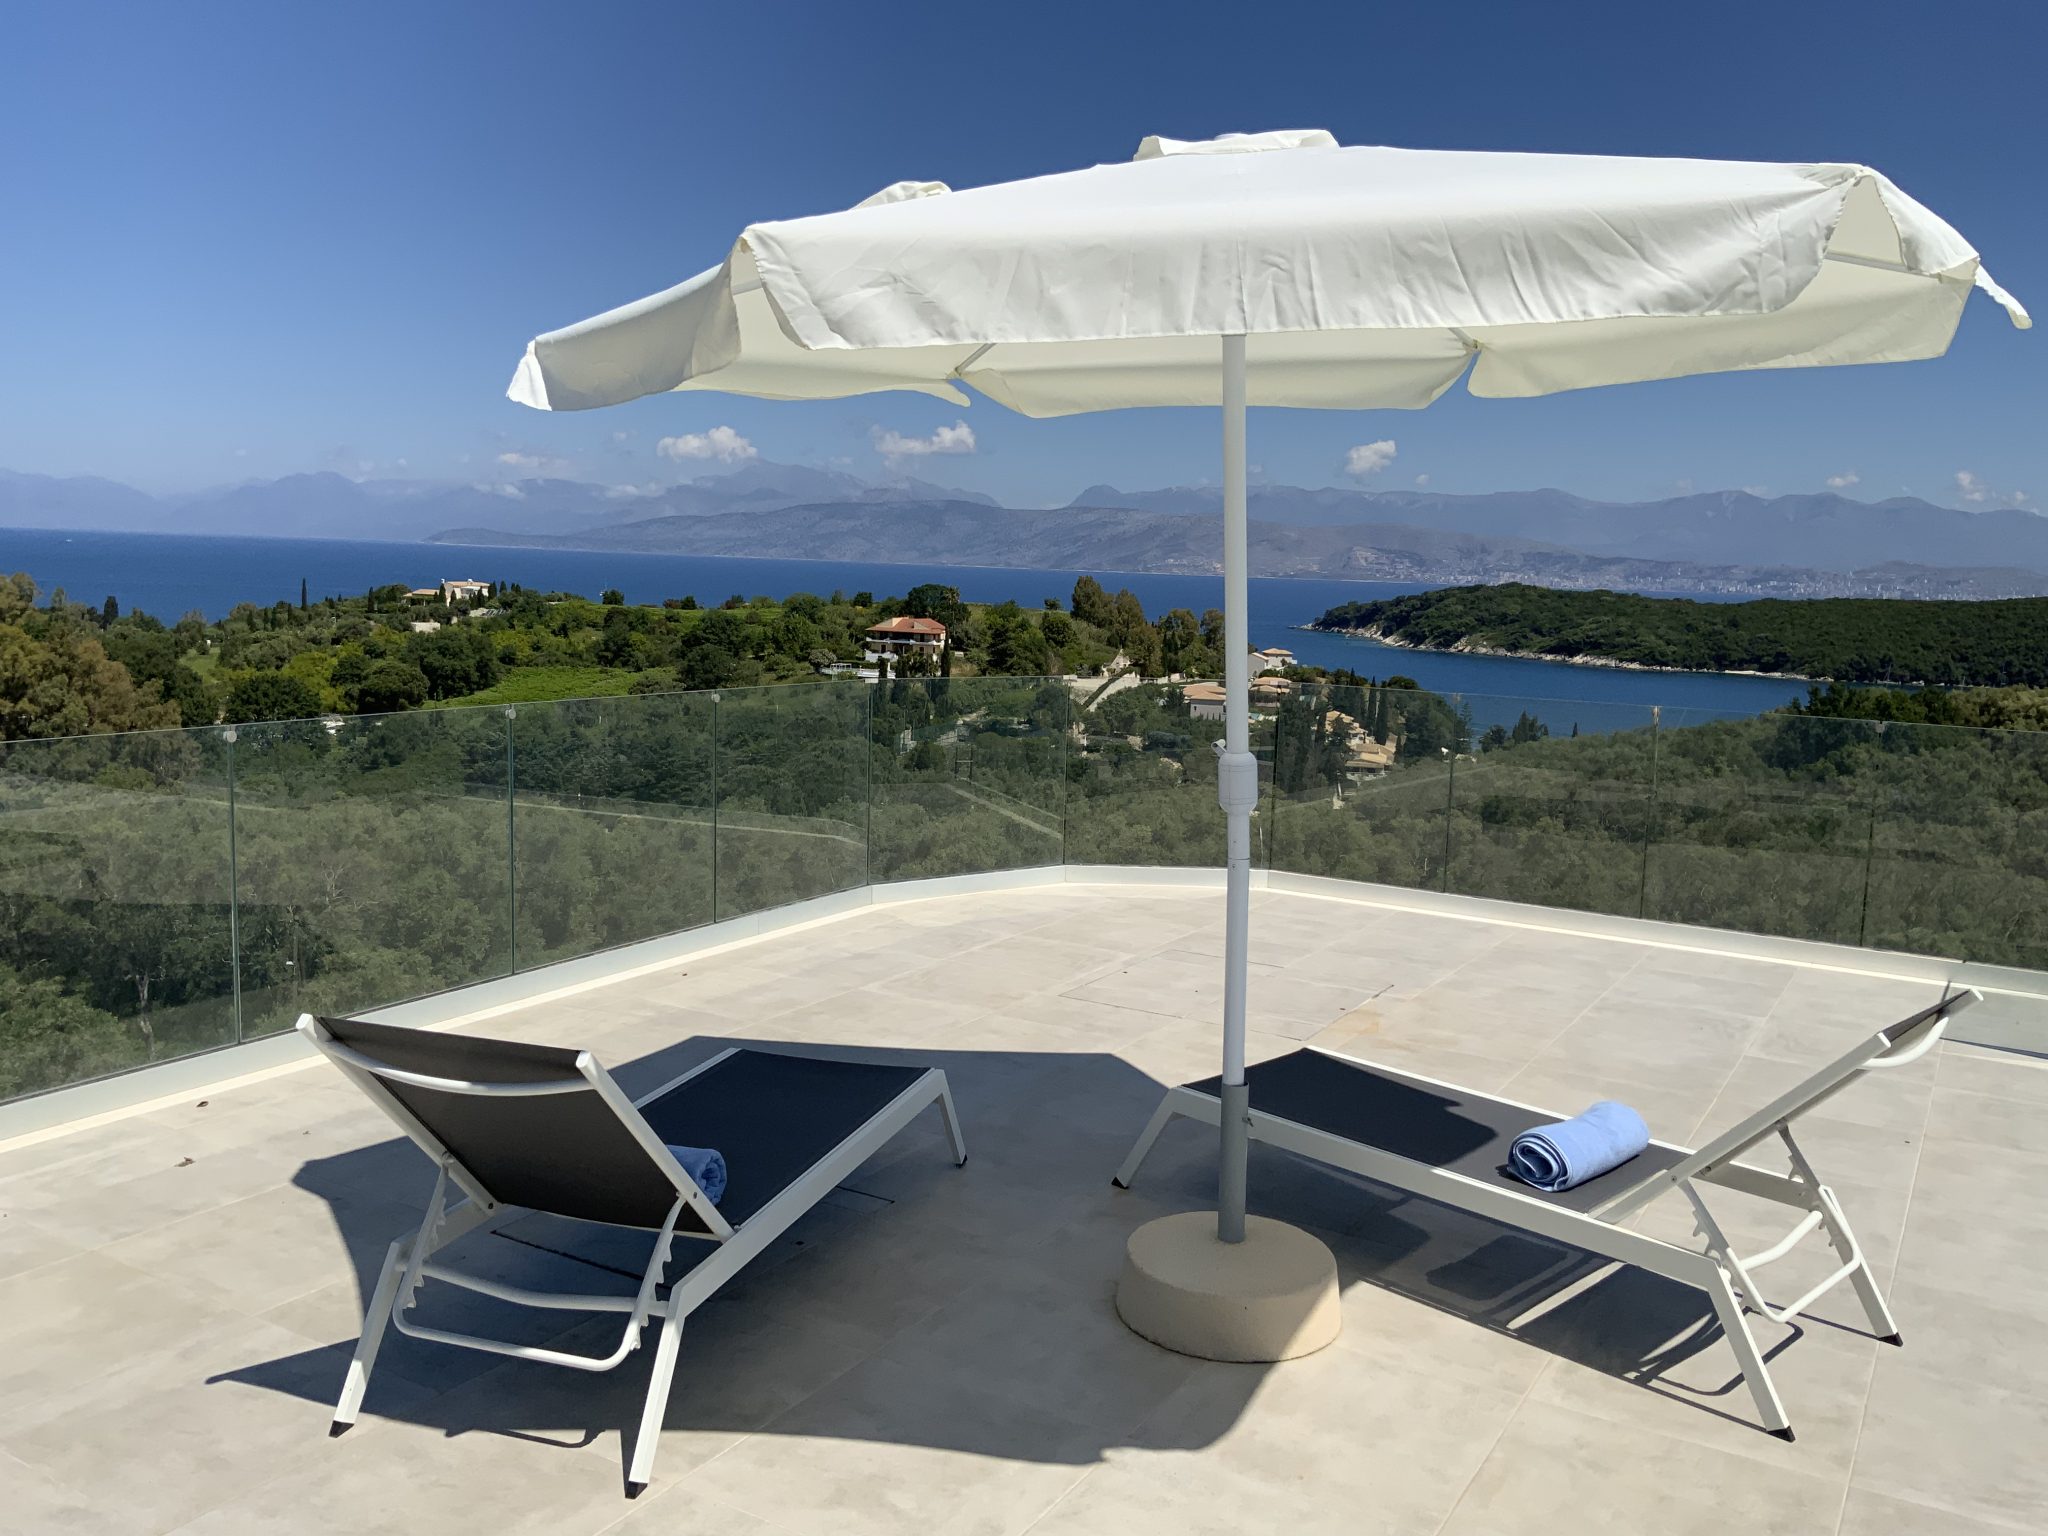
[4,674,2046,1104]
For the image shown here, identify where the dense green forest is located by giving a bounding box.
[0,569,1224,741]
[1315,583,2048,686]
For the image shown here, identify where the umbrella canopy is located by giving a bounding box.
[508,131,2023,1258]
[510,133,2024,417]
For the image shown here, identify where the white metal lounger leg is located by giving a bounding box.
[1814,1183,1900,1342]
[1112,1093,1185,1189]
[626,1300,687,1496]
[1703,1260,1794,1439]
[936,1076,969,1166]
[332,1238,408,1432]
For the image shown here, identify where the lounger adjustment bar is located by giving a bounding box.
[1682,1124,1878,1331]
[387,1162,687,1373]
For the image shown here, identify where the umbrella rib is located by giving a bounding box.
[951,342,996,377]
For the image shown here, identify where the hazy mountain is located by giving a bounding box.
[7,461,2047,597]
[0,469,167,531]
[0,459,998,542]
[1071,481,2048,574]
[426,500,2048,599]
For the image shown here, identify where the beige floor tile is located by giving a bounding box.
[1935,1043,2048,1106]
[163,1406,631,1536]
[683,1355,1098,1536]
[880,1266,1202,1436]
[0,1210,85,1282]
[101,1182,421,1316]
[1855,1353,2048,1530]
[1921,1085,2048,1156]
[0,1445,157,1536]
[1438,1402,1844,1535]
[1121,1343,1527,1534]
[1838,1487,2038,1536]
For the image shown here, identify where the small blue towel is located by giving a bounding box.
[665,1144,727,1205]
[1507,1101,1649,1193]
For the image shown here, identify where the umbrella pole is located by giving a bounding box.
[1216,333,1254,1245]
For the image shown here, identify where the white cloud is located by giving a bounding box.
[1414,473,1430,488]
[656,426,757,463]
[874,421,977,460]
[496,450,571,475]
[472,481,526,500]
[1956,469,1992,503]
[1344,439,1397,477]
[604,482,665,499]
[610,430,632,444]
[1826,470,1860,490]
[1741,484,1769,497]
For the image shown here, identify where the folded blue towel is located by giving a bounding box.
[1507,1101,1649,1193]
[665,1144,727,1205]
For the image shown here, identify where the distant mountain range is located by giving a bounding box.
[5,462,2047,599]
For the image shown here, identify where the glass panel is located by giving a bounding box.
[510,691,717,968]
[1863,719,2048,969]
[232,706,513,1036]
[1063,680,1272,869]
[713,682,868,918]
[1642,711,1879,945]
[1444,694,1659,917]
[1268,678,1458,892]
[0,727,235,1100]
[868,676,1067,882]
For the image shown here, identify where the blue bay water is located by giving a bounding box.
[0,526,1810,730]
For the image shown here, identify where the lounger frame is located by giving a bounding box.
[1113,990,1976,1439]
[299,1017,966,1493]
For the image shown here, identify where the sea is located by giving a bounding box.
[0,526,1812,734]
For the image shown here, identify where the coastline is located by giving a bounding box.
[1302,622,1827,685]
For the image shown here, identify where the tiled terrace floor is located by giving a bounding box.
[3,884,2045,1535]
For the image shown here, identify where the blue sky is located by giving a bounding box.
[2,1,2041,510]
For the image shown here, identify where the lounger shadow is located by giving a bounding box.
[297,1013,967,1496]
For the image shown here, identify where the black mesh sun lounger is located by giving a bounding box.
[300,1014,966,1496]
[1114,990,1977,1439]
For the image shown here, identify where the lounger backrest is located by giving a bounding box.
[1666,989,1976,1186]
[302,1015,724,1234]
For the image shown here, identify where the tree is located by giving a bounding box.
[101,595,119,626]
[299,578,308,611]
[353,660,430,714]
[596,609,636,668]
[679,644,737,691]
[1071,575,1112,628]
[1158,608,1201,675]
[0,626,180,740]
[168,665,222,727]
[905,583,968,631]
[225,672,323,724]
[601,588,625,606]
[403,625,500,699]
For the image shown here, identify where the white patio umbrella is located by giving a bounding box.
[508,132,2025,1304]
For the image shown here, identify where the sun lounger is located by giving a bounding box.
[1112,990,1977,1438]
[298,1013,966,1494]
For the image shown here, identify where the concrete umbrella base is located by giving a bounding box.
[1115,1211,1341,1363]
